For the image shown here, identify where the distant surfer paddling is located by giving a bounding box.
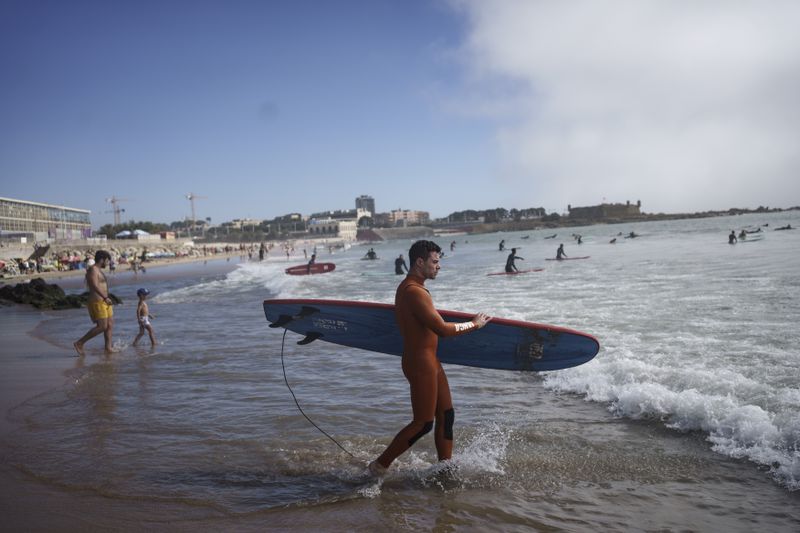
[369,240,491,476]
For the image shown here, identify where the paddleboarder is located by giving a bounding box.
[505,248,524,273]
[369,240,491,476]
[394,254,408,275]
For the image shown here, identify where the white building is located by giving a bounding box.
[0,196,92,241]
[307,218,357,241]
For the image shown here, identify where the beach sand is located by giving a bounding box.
[1,237,348,286]
[1,250,244,286]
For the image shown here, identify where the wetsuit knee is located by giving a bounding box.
[443,408,455,440]
[408,420,434,446]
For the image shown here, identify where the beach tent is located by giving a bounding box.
[133,229,151,236]
[115,230,132,238]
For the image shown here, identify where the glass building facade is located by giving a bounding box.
[0,197,92,240]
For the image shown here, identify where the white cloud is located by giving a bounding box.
[450,0,800,211]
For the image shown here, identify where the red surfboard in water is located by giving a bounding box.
[285,263,336,276]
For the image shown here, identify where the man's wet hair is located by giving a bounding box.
[94,250,111,262]
[409,240,442,265]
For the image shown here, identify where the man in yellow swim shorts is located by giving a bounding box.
[74,250,115,356]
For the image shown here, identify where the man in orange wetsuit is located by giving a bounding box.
[369,240,490,476]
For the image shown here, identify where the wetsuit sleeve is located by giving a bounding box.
[406,285,475,337]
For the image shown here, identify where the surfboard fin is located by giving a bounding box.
[297,331,323,345]
[268,306,321,328]
[269,315,293,328]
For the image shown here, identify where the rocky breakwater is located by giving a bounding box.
[0,278,122,310]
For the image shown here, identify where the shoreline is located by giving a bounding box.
[0,246,317,287]
[0,306,230,530]
[2,231,799,529]
[0,302,380,530]
[0,250,244,284]
[0,234,358,285]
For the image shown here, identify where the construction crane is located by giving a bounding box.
[185,193,208,235]
[105,196,130,226]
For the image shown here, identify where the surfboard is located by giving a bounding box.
[545,256,590,261]
[263,299,600,371]
[285,263,336,276]
[487,268,544,276]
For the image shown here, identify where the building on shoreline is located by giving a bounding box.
[568,200,642,220]
[355,195,375,216]
[384,209,430,227]
[307,218,357,241]
[0,196,92,242]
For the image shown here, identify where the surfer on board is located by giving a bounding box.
[556,244,567,260]
[368,240,491,476]
[306,253,316,274]
[505,248,524,273]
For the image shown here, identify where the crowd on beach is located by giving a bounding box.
[0,237,354,280]
[1,242,268,279]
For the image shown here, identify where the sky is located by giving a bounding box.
[2,0,799,229]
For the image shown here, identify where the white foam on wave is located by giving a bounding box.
[543,350,800,491]
[154,262,300,304]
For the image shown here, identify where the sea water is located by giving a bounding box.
[6,211,800,530]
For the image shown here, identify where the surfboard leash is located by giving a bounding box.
[279,329,357,459]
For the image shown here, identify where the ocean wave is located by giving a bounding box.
[154,262,300,304]
[543,355,800,491]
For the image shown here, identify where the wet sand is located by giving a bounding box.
[0,306,395,531]
[0,257,366,531]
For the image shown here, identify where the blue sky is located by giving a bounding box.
[2,0,799,228]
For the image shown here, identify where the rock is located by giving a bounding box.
[0,278,121,310]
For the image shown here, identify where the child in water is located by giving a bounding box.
[133,288,157,347]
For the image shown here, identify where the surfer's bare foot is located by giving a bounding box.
[368,460,387,477]
[73,342,85,356]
